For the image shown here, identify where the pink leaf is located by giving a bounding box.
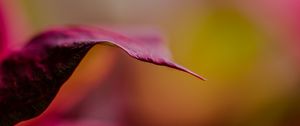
[0,26,204,125]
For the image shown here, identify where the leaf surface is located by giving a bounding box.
[0,26,204,125]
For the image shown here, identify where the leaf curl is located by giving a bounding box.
[0,26,204,125]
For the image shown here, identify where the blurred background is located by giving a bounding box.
[7,0,300,125]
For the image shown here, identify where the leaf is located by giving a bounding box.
[0,26,204,125]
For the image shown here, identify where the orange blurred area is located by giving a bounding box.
[14,0,300,125]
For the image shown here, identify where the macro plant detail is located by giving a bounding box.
[0,1,203,126]
[5,0,300,126]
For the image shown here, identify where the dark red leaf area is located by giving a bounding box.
[0,43,95,125]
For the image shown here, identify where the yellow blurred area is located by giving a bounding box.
[19,0,300,125]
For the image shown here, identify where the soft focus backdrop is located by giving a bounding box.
[15,0,300,126]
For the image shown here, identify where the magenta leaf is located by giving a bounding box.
[0,26,204,125]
